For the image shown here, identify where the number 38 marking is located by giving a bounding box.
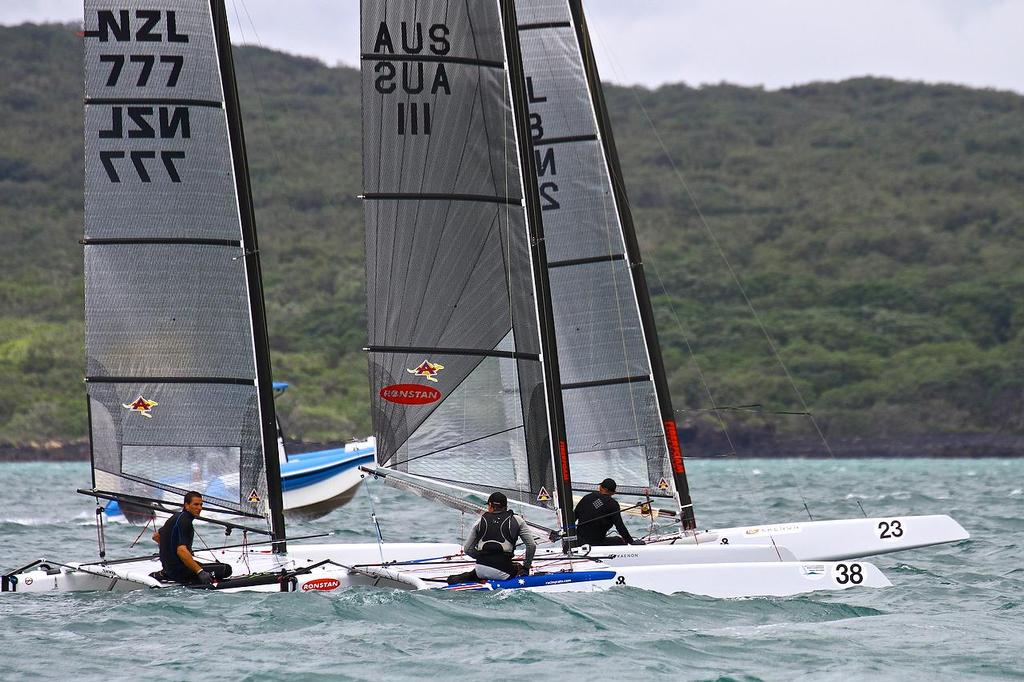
[878,519,904,539]
[835,563,863,585]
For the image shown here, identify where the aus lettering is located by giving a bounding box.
[372,22,449,55]
[374,62,451,96]
[87,10,189,43]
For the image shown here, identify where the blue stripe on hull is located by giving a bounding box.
[443,570,617,591]
[280,453,374,491]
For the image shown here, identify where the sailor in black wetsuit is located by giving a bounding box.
[151,491,231,586]
[452,492,537,583]
[574,478,645,546]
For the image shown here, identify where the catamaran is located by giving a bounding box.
[2,0,965,598]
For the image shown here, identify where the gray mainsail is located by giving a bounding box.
[515,0,695,525]
[82,0,284,539]
[361,0,571,515]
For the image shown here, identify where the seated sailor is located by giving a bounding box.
[573,478,646,546]
[151,491,232,585]
[452,491,536,583]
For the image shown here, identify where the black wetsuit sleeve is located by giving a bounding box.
[609,499,633,543]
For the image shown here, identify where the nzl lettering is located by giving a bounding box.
[98,107,189,183]
[527,77,560,211]
[372,22,452,135]
[87,10,189,43]
[99,106,190,140]
[88,10,193,184]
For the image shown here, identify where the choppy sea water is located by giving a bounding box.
[1,458,1020,681]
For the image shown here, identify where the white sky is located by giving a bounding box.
[4,0,1022,94]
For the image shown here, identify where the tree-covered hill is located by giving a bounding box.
[1,23,1022,454]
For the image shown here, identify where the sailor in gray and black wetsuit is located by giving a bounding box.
[462,492,536,580]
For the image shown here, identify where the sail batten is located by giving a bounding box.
[363,192,523,205]
[85,97,223,107]
[360,53,506,69]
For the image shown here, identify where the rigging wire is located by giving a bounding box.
[586,21,831,528]
[94,503,107,561]
[127,514,155,550]
[362,474,387,564]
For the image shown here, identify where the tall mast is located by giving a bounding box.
[500,0,577,550]
[209,0,286,548]
[567,0,696,529]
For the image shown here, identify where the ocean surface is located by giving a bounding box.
[0,458,1020,681]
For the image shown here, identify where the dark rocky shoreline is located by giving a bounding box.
[3,432,1023,461]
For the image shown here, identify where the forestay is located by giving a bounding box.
[82,0,282,535]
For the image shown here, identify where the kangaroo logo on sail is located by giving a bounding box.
[85,9,193,184]
[380,384,442,405]
[525,77,560,211]
[406,359,444,382]
[122,396,158,418]
[371,21,452,135]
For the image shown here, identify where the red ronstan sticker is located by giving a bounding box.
[406,359,445,382]
[380,383,442,405]
[301,578,341,592]
[122,396,158,418]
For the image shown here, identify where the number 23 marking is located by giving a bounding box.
[878,519,904,539]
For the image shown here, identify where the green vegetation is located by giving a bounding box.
[1,24,1022,446]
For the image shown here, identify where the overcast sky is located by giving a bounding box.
[4,1,1022,94]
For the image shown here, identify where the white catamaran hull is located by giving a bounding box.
[4,540,891,598]
[699,514,969,561]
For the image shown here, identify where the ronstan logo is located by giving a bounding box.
[122,396,158,418]
[301,578,341,592]
[380,384,442,405]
